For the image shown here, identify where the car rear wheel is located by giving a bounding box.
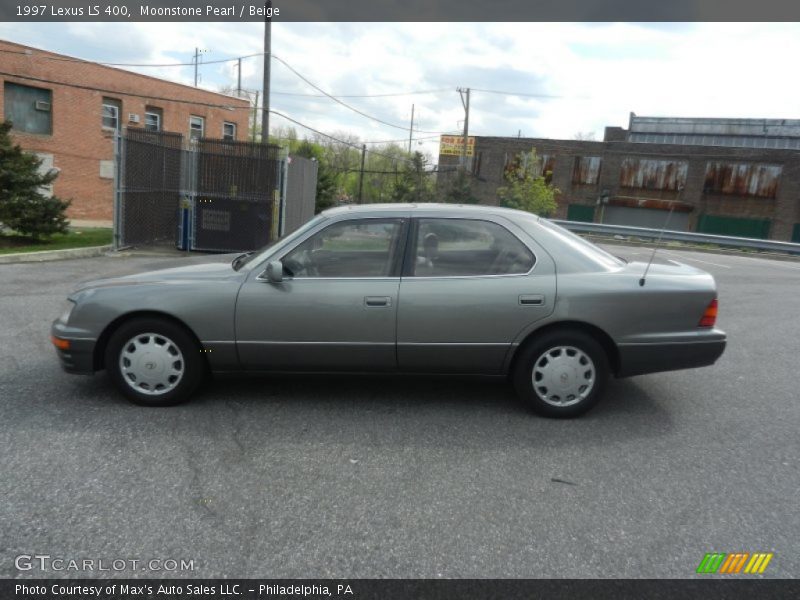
[105,317,204,407]
[513,329,609,418]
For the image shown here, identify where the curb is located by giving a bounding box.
[0,244,113,264]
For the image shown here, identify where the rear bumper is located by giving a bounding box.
[51,321,96,375]
[617,331,726,377]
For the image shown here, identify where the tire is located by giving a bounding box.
[105,317,205,407]
[513,329,609,418]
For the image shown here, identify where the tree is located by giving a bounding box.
[0,121,70,238]
[444,170,479,204]
[497,147,559,217]
[573,131,596,141]
[391,152,435,203]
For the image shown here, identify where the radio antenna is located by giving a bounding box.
[639,202,676,287]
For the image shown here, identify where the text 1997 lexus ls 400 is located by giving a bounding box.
[52,204,726,417]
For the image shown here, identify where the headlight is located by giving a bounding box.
[59,299,76,324]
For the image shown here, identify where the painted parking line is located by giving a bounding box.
[713,253,800,271]
[660,251,732,269]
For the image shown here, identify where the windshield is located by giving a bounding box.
[233,214,327,271]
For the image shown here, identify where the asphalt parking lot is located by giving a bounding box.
[1,245,798,579]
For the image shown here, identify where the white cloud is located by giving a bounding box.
[1,22,799,160]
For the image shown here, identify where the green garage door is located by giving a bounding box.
[696,214,771,239]
[567,204,595,222]
[793,223,800,243]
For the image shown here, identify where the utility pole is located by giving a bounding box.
[457,87,470,172]
[357,144,366,204]
[237,58,242,96]
[408,103,415,153]
[252,90,259,142]
[193,47,208,87]
[260,0,272,145]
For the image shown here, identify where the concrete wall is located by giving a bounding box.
[0,40,250,221]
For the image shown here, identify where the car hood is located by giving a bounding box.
[74,259,245,292]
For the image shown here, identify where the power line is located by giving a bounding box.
[34,49,266,68]
[330,166,455,175]
[0,69,444,153]
[269,109,415,164]
[271,53,447,135]
[362,134,446,145]
[8,46,455,99]
[0,69,247,109]
[6,45,590,144]
[271,88,452,98]
[6,46,456,133]
[5,46,586,101]
[471,87,572,99]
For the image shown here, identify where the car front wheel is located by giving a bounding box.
[105,317,204,407]
[513,329,609,418]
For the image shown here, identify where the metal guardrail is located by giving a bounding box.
[552,220,800,255]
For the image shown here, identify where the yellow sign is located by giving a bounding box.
[439,135,475,157]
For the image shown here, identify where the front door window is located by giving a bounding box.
[282,219,404,278]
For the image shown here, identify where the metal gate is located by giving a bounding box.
[115,129,183,247]
[114,129,282,252]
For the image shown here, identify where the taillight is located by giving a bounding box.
[698,298,718,328]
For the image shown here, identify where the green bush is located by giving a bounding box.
[0,121,71,239]
[497,147,558,217]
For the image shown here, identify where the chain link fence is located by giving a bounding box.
[192,139,281,252]
[115,130,283,252]
[116,129,183,247]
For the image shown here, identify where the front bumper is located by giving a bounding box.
[617,329,726,377]
[51,320,97,374]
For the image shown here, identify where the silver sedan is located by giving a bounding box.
[51,204,726,417]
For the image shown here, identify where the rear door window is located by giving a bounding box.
[410,218,534,277]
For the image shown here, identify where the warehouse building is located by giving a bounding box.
[0,40,250,221]
[438,114,800,242]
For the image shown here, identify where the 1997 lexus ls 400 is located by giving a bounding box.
[52,204,726,417]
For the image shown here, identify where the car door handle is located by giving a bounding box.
[365,296,392,307]
[519,294,545,306]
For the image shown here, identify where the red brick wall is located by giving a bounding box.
[0,40,250,221]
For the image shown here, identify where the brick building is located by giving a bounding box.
[438,115,800,242]
[0,40,250,221]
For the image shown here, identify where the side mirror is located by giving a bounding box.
[264,260,284,283]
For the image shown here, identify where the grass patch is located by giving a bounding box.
[0,227,112,255]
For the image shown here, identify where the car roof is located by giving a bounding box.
[321,203,542,221]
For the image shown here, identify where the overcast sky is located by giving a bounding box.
[1,22,799,161]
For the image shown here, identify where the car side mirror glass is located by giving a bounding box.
[265,260,284,283]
